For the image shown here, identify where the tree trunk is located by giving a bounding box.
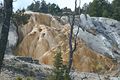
[0,0,13,71]
[68,0,77,72]
[68,0,81,73]
[68,20,74,72]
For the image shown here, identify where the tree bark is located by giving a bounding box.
[68,0,77,72]
[0,0,13,71]
[68,0,81,72]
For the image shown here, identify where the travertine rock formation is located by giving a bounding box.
[16,12,115,72]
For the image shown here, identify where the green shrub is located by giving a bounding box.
[46,47,71,80]
[26,77,35,80]
[16,76,35,80]
[12,9,30,26]
[16,76,23,80]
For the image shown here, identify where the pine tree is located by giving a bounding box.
[27,1,41,12]
[87,0,112,17]
[40,0,48,13]
[53,47,64,80]
[87,0,102,17]
[27,0,62,15]
[47,47,71,80]
[112,0,120,21]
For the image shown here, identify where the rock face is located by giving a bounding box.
[1,56,120,80]
[0,56,51,80]
[73,14,120,61]
[70,71,120,80]
[16,12,116,72]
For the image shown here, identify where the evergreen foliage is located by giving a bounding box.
[86,0,112,17]
[82,0,120,21]
[16,76,35,80]
[40,0,48,13]
[112,0,120,21]
[27,0,62,15]
[12,9,30,26]
[26,0,120,20]
[48,3,62,15]
[27,1,41,12]
[46,47,71,80]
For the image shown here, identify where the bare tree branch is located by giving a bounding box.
[68,0,82,73]
[53,0,81,73]
[72,0,81,52]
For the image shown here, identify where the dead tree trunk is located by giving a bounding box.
[0,0,13,71]
[68,0,81,72]
[68,0,77,72]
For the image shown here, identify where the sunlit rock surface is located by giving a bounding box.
[1,56,120,80]
[73,14,120,61]
[16,12,116,72]
[0,56,51,80]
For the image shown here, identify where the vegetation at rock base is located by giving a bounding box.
[16,76,35,80]
[16,77,22,80]
[46,47,71,80]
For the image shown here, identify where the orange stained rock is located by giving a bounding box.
[16,12,115,72]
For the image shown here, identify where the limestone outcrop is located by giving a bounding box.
[16,12,115,72]
[1,56,120,80]
[73,14,120,61]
